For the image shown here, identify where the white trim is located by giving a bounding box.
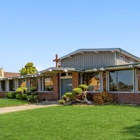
[132,69,135,92]
[59,73,61,99]
[38,91,53,93]
[106,71,109,91]
[41,77,44,91]
[136,69,140,92]
[6,80,9,91]
[100,71,103,92]
[38,77,41,91]
[108,91,140,93]
[80,73,83,84]
[115,52,117,65]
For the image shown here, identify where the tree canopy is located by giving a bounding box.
[19,62,38,75]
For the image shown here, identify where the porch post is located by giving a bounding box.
[0,81,1,91]
[42,77,44,91]
[106,71,109,91]
[27,78,30,89]
[26,78,28,88]
[6,80,9,91]
[37,77,41,91]
[17,79,19,88]
[99,71,103,92]
[80,73,83,84]
[134,68,136,92]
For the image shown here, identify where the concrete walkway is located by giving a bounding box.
[0,101,60,114]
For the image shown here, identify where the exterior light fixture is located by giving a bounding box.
[100,68,105,71]
[63,69,68,72]
[48,69,52,71]
[93,68,97,71]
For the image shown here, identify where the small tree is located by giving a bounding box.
[19,62,38,75]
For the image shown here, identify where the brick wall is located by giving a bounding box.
[87,92,140,104]
[0,92,6,98]
[38,73,59,100]
[111,93,140,105]
[72,72,79,89]
[38,92,54,100]
[53,73,59,100]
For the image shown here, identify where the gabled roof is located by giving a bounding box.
[59,48,140,61]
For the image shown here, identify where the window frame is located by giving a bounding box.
[109,69,134,92]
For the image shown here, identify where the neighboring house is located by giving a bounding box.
[0,48,140,104]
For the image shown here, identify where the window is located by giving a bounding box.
[61,73,66,76]
[19,79,26,87]
[109,70,133,91]
[130,59,134,64]
[30,78,37,88]
[119,55,125,61]
[83,72,100,91]
[1,81,5,91]
[9,80,15,91]
[137,69,140,91]
[44,76,53,91]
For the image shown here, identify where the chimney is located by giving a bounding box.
[0,68,4,77]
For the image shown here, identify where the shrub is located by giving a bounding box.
[21,87,28,92]
[5,92,9,98]
[72,88,82,95]
[16,93,23,100]
[25,91,32,95]
[94,94,104,105]
[27,95,34,100]
[33,95,38,100]
[78,84,88,91]
[62,95,67,100]
[29,87,37,92]
[65,92,73,99]
[31,91,38,95]
[16,88,24,93]
[9,92,16,99]
[6,92,16,99]
[22,94,27,100]
[58,99,65,104]
[108,94,115,103]
[93,91,115,105]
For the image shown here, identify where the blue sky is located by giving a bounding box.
[0,0,140,72]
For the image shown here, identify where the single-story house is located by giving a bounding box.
[0,48,140,104]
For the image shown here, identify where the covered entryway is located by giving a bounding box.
[61,78,72,97]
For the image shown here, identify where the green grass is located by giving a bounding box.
[0,105,140,140]
[0,98,28,107]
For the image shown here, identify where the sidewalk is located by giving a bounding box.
[0,101,60,114]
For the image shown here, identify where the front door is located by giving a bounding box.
[61,79,72,97]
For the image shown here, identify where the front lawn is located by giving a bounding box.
[0,98,28,107]
[0,105,140,140]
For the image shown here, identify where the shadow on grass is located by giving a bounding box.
[122,119,140,140]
